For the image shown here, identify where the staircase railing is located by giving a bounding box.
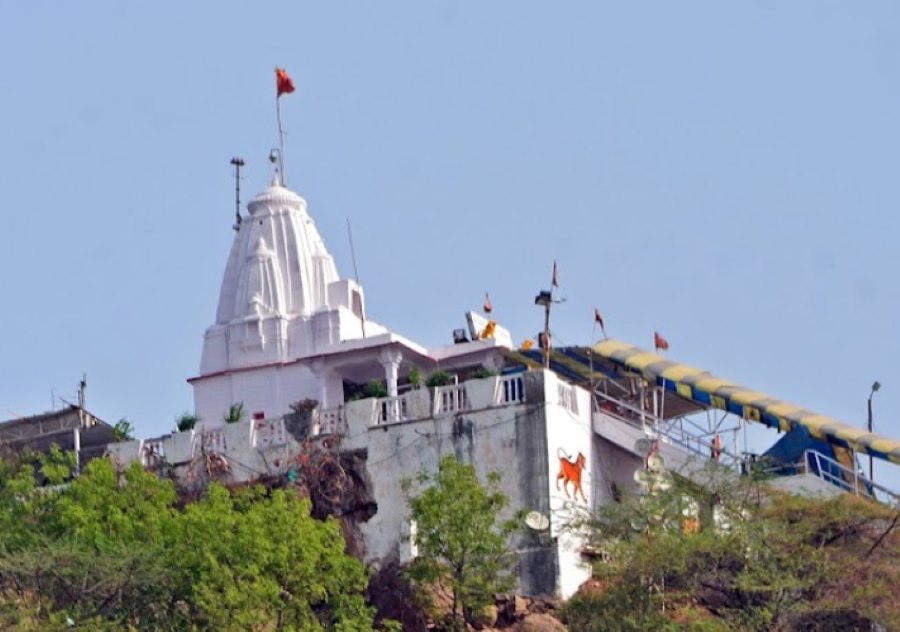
[799,449,899,505]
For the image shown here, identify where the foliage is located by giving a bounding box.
[425,370,453,388]
[0,454,377,630]
[174,485,373,630]
[290,398,320,414]
[112,417,135,441]
[408,366,421,390]
[174,412,200,432]
[223,401,245,424]
[562,470,900,631]
[470,366,499,379]
[403,455,520,631]
[363,380,388,399]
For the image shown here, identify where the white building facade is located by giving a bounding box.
[109,172,709,599]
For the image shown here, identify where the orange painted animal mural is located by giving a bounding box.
[556,449,588,503]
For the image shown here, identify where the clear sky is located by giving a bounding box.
[1,2,898,485]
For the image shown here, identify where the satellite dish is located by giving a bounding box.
[634,438,652,454]
[524,510,550,532]
[647,454,665,472]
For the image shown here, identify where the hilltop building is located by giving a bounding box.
[0,404,115,475]
[110,164,900,600]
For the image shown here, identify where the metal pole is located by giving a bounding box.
[867,381,880,484]
[543,301,551,368]
[867,394,874,483]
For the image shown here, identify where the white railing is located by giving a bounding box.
[497,375,525,405]
[252,418,287,448]
[374,396,408,425]
[800,450,899,504]
[557,382,579,415]
[201,430,226,454]
[314,407,343,436]
[434,385,468,415]
[593,391,742,469]
[369,376,526,428]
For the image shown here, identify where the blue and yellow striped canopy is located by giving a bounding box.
[592,340,900,465]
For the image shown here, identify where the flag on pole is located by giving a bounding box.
[483,293,493,314]
[594,308,606,337]
[276,67,295,97]
[654,331,669,352]
[551,260,559,288]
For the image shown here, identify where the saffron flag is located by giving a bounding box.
[654,331,670,352]
[276,67,295,97]
[483,293,493,314]
[551,260,559,288]
[594,308,606,335]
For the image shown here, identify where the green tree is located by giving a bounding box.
[0,455,379,630]
[403,455,519,631]
[173,485,374,630]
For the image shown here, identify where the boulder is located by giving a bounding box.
[516,613,567,632]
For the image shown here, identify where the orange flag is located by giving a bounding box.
[276,67,295,97]
[654,331,670,352]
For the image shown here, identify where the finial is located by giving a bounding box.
[268,149,283,187]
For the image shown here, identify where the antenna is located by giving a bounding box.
[346,218,367,338]
[230,157,245,231]
[77,374,87,409]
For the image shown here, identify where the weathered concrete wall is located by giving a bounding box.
[355,381,534,565]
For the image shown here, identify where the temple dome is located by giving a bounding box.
[213,181,340,326]
[247,182,306,214]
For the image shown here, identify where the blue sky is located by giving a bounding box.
[1,2,898,485]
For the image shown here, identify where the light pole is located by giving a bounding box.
[867,381,881,482]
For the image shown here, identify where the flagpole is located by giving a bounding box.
[276,95,285,184]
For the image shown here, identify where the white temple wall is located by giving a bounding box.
[542,372,594,599]
[194,364,324,426]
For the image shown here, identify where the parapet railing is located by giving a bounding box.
[434,384,468,415]
[376,396,408,425]
[314,407,343,436]
[799,449,899,505]
[592,390,743,470]
[370,374,527,426]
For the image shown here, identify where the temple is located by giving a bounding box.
[190,171,510,427]
[107,154,899,601]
